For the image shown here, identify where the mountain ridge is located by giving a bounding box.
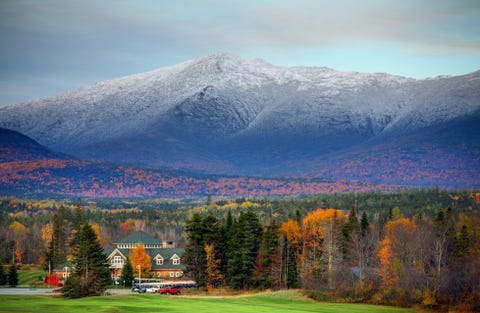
[0,53,479,188]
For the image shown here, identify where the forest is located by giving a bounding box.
[1,188,479,310]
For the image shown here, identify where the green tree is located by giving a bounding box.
[0,263,7,286]
[8,263,18,287]
[62,223,110,298]
[183,214,207,286]
[226,208,262,289]
[253,220,279,289]
[183,214,222,287]
[45,205,68,271]
[119,258,134,287]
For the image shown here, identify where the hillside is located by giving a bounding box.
[0,128,385,198]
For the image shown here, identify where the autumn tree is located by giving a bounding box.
[204,244,224,291]
[9,221,29,263]
[302,208,345,289]
[129,243,151,278]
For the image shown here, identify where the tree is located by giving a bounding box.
[129,243,151,278]
[183,214,222,287]
[8,263,18,287]
[45,205,68,271]
[204,244,224,291]
[62,223,110,298]
[0,263,6,286]
[226,208,262,289]
[9,221,29,263]
[253,220,280,289]
[119,258,134,287]
[183,214,206,286]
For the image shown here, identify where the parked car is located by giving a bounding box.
[131,286,146,293]
[158,286,181,295]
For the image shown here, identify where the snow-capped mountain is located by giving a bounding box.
[1,53,479,185]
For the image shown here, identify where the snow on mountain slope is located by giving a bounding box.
[0,53,479,180]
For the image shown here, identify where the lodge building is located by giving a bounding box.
[53,231,186,282]
[104,231,185,281]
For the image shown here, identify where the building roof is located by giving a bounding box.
[116,231,162,245]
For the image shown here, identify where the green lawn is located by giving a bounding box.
[0,290,420,313]
[17,266,46,286]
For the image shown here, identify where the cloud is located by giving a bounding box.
[0,0,479,105]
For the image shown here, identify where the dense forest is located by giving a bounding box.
[1,189,479,310]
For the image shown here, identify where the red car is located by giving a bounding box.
[157,286,181,295]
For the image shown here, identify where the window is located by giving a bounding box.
[156,258,163,265]
[175,272,181,278]
[112,255,124,267]
[170,272,174,278]
[157,272,161,277]
[172,258,180,265]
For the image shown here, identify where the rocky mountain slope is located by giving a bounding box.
[0,53,479,188]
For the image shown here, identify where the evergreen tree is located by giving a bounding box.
[8,263,18,287]
[71,198,84,239]
[0,263,6,286]
[119,258,134,287]
[360,211,369,235]
[226,208,262,289]
[62,223,110,298]
[253,220,279,289]
[284,238,300,288]
[183,214,222,287]
[183,214,207,286]
[45,205,67,270]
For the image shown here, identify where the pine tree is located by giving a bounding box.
[253,220,279,289]
[62,223,110,298]
[0,263,6,286]
[119,258,134,287]
[360,211,369,235]
[183,213,207,286]
[71,198,84,236]
[226,208,262,289]
[8,263,18,287]
[45,205,67,270]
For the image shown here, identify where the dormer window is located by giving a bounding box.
[156,258,164,265]
[171,253,180,265]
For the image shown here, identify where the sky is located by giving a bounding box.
[0,0,479,106]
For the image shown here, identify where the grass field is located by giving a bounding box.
[0,290,420,313]
[17,265,46,286]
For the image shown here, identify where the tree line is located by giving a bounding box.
[183,206,480,311]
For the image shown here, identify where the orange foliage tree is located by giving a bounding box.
[129,243,151,277]
[9,221,29,264]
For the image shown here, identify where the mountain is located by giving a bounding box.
[0,127,67,162]
[0,127,383,198]
[0,53,479,188]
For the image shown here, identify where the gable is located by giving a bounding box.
[106,248,127,261]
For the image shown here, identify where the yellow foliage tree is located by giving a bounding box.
[204,244,224,292]
[41,223,53,249]
[129,243,151,277]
